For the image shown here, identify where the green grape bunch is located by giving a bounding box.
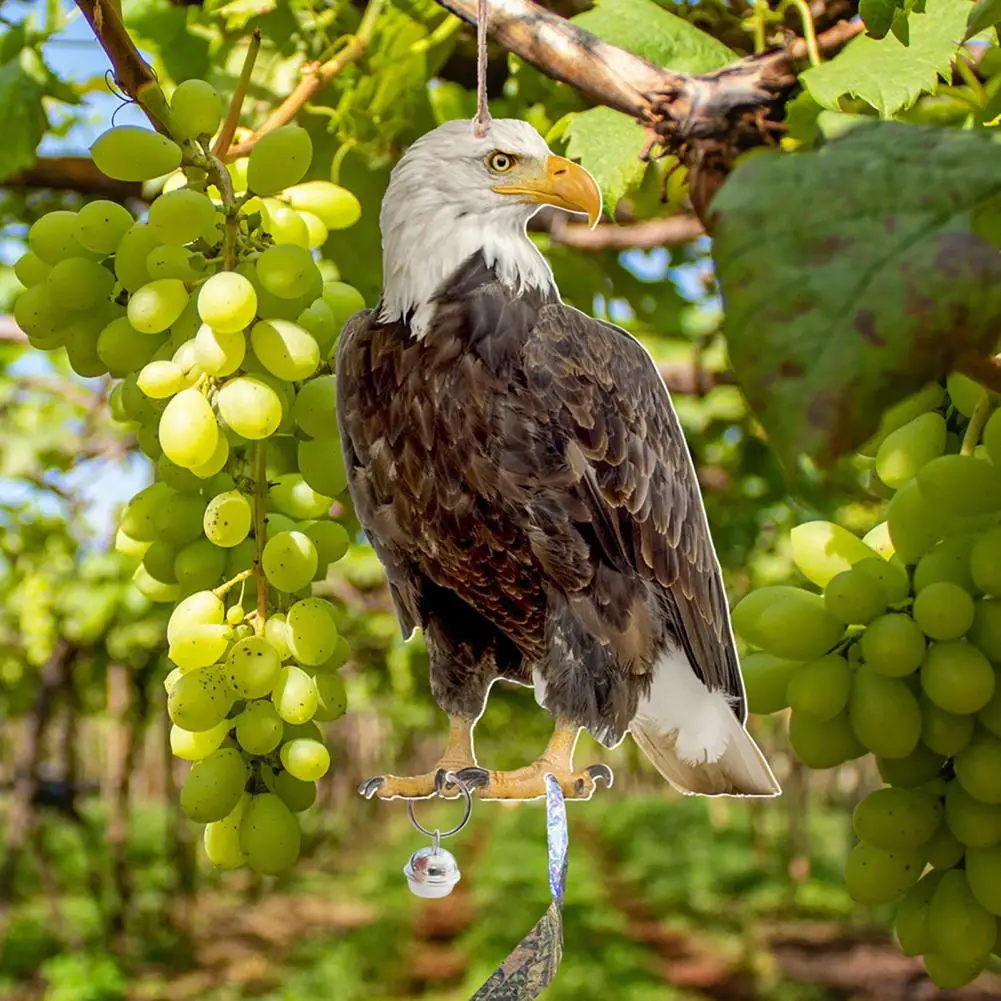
[736,378,1001,988]
[12,78,364,876]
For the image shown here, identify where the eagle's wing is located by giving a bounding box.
[522,303,746,721]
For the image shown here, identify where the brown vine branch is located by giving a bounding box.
[223,0,386,160]
[7,158,142,200]
[550,213,705,250]
[959,354,1001,396]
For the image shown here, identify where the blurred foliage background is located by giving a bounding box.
[0,0,983,998]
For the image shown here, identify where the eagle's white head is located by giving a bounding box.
[378,118,602,338]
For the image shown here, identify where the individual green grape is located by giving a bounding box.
[274,771,317,812]
[259,614,290,663]
[120,482,174,542]
[202,490,252,548]
[143,539,179,584]
[247,126,312,195]
[271,666,318,725]
[114,223,162,293]
[844,841,924,905]
[188,435,228,481]
[971,529,1001,596]
[250,319,320,381]
[947,372,984,418]
[917,454,1001,518]
[236,700,284,755]
[282,720,322,742]
[180,747,249,824]
[170,719,231,761]
[298,436,348,498]
[984,408,1001,467]
[283,181,361,229]
[75,199,134,254]
[280,738,330,781]
[305,521,350,577]
[269,474,332,521]
[97,318,162,378]
[255,245,320,300]
[946,781,1001,847]
[174,539,226,592]
[929,869,998,965]
[875,411,947,489]
[850,668,922,758]
[217,376,283,440]
[292,376,337,438]
[789,520,880,588]
[14,251,51,287]
[788,710,865,768]
[91,126,182,182]
[876,744,946,787]
[239,793,301,875]
[979,683,1001,739]
[861,383,945,455]
[298,210,328,249]
[887,479,945,565]
[265,513,300,540]
[852,787,943,850]
[14,285,67,340]
[194,323,245,377]
[313,672,347,722]
[260,198,310,247]
[923,953,988,990]
[297,298,338,356]
[924,825,966,869]
[971,600,1001,662]
[28,210,87,264]
[46,257,114,311]
[913,581,975,641]
[739,653,801,715]
[913,535,979,595]
[921,641,996,715]
[147,244,205,282]
[896,870,945,956]
[262,531,318,592]
[198,271,258,333]
[154,490,207,547]
[149,188,216,246]
[168,624,232,671]
[167,590,225,645]
[121,372,166,424]
[128,278,189,334]
[286,597,338,666]
[921,698,975,756]
[158,387,219,469]
[742,593,844,661]
[786,654,851,720]
[966,845,1001,915]
[169,78,224,139]
[321,281,366,329]
[204,795,249,869]
[227,636,282,699]
[824,568,888,625]
[859,614,926,677]
[955,732,1001,804]
[115,528,150,559]
[167,665,234,731]
[133,564,181,602]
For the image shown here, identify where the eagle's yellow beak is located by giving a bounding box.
[492,156,602,229]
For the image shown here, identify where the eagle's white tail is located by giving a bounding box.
[630,649,780,797]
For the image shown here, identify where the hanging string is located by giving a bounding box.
[472,0,491,137]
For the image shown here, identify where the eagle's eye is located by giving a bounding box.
[486,151,516,173]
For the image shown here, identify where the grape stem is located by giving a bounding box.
[254,441,269,635]
[961,391,995,457]
[223,0,387,160]
[213,30,263,159]
[214,567,256,599]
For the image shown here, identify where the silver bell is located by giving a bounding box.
[404,845,461,899]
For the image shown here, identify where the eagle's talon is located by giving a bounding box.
[587,763,614,787]
[454,766,490,790]
[359,776,385,799]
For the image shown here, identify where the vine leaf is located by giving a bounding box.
[0,50,50,182]
[562,0,734,210]
[711,123,1001,469]
[801,0,971,117]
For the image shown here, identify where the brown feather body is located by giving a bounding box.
[336,254,744,746]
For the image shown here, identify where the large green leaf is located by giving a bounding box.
[563,107,648,211]
[712,123,1001,468]
[571,0,735,74]
[0,50,49,182]
[801,0,972,117]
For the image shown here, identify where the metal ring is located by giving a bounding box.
[406,771,473,840]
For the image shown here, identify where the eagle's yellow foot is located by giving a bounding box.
[358,715,476,801]
[457,717,613,801]
[457,760,613,801]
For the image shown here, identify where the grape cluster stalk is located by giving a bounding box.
[737,376,1001,987]
[12,77,368,875]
